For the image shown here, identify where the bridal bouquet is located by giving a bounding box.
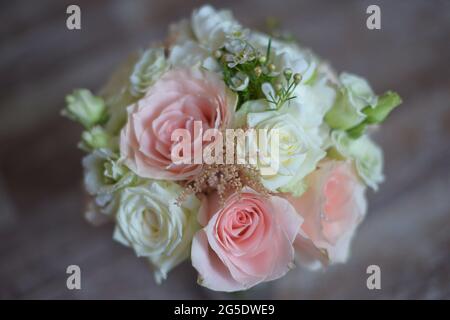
[63,5,401,292]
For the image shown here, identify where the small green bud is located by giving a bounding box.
[104,159,128,181]
[254,66,263,77]
[268,63,276,72]
[274,83,283,92]
[233,30,242,37]
[293,73,302,84]
[214,50,223,59]
[283,68,293,81]
[258,56,267,64]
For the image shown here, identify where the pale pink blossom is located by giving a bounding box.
[285,160,367,268]
[120,68,237,180]
[192,188,302,292]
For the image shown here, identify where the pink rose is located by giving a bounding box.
[120,68,237,180]
[285,160,367,268]
[191,188,302,292]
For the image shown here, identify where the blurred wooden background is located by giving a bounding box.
[0,0,449,299]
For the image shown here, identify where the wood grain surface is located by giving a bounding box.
[0,0,449,299]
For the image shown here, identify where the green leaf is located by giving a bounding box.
[265,38,272,63]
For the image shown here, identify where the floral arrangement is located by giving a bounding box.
[63,5,401,292]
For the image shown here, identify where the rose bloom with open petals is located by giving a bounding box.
[120,68,237,180]
[285,160,367,269]
[191,187,302,292]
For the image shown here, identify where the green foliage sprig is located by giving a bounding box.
[217,36,302,111]
[217,37,276,109]
[265,70,302,109]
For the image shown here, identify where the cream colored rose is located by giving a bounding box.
[113,181,200,283]
[236,100,325,194]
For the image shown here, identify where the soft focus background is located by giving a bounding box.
[1,0,449,299]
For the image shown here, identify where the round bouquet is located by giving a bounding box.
[63,5,401,292]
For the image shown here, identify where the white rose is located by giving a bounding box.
[238,100,325,193]
[113,181,200,283]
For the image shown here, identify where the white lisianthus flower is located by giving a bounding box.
[62,89,107,129]
[99,53,142,135]
[238,100,325,193]
[98,48,168,135]
[229,71,250,91]
[113,181,201,283]
[274,46,318,85]
[80,125,113,151]
[249,32,319,83]
[248,31,285,53]
[291,78,336,130]
[167,18,195,47]
[130,48,168,97]
[168,40,219,71]
[317,62,340,86]
[191,5,241,50]
[286,77,336,152]
[82,149,137,221]
[325,72,378,130]
[340,72,378,110]
[330,130,384,190]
